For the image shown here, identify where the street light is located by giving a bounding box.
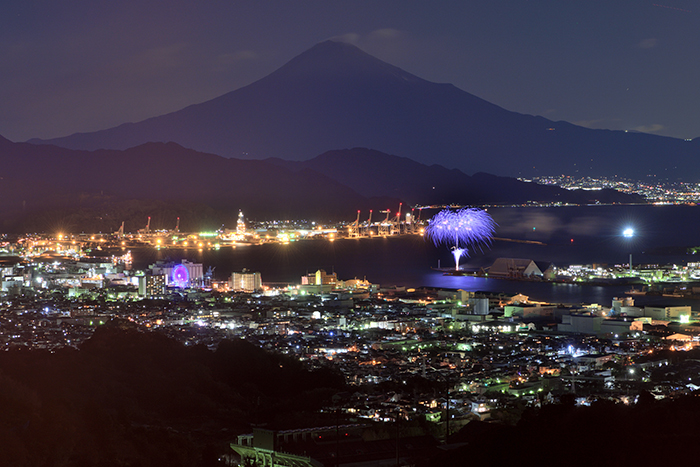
[623,227,634,273]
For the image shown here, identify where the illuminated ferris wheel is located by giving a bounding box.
[171,264,190,288]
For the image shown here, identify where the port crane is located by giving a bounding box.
[138,217,151,235]
[390,203,403,235]
[348,205,423,238]
[348,211,361,238]
[114,221,125,238]
[363,210,373,237]
[378,210,392,236]
[404,208,415,234]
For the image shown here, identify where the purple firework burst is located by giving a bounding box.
[425,208,496,269]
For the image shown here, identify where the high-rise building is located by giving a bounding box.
[231,269,262,293]
[138,274,166,297]
[301,269,337,286]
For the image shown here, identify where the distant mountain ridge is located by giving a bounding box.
[0,139,640,232]
[267,148,643,206]
[0,138,380,231]
[29,40,700,180]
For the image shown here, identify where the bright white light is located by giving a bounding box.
[623,228,634,238]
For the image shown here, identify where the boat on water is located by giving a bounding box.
[433,266,484,276]
[441,270,483,277]
[625,287,647,296]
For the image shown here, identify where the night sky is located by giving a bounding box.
[2,1,699,142]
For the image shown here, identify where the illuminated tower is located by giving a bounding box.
[237,210,246,234]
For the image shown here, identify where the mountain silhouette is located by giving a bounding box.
[0,138,640,232]
[267,148,642,206]
[0,138,382,231]
[29,40,700,180]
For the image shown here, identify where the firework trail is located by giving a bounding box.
[425,208,496,270]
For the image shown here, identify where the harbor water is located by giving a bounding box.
[129,205,700,307]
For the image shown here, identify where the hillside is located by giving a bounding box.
[268,148,644,206]
[0,138,641,232]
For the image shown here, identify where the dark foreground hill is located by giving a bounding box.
[31,40,700,180]
[427,394,700,467]
[3,325,700,466]
[0,324,344,466]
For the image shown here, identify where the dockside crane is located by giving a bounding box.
[379,209,391,236]
[391,203,403,235]
[405,208,415,234]
[414,207,425,234]
[174,217,180,233]
[348,211,361,238]
[363,210,373,237]
[138,217,151,235]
